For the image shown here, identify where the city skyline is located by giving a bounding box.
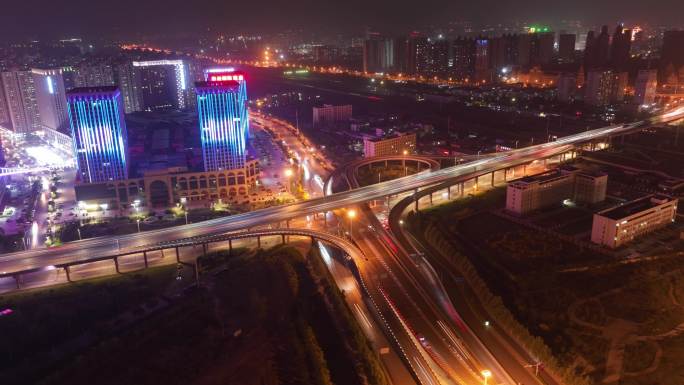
[2,0,684,41]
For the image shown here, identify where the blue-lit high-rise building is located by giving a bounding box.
[67,86,128,183]
[196,70,248,171]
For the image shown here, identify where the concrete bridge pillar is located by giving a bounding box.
[228,239,233,256]
[460,182,464,197]
[114,257,121,274]
[64,266,72,282]
[143,251,148,268]
[175,247,180,263]
[491,171,495,187]
[281,234,286,244]
[429,193,433,206]
[447,186,451,200]
[202,243,207,257]
[13,274,20,289]
[257,236,261,249]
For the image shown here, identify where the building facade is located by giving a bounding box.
[506,167,607,215]
[196,71,248,172]
[312,104,352,125]
[584,69,627,106]
[1,70,40,133]
[591,195,677,248]
[74,160,259,209]
[633,69,658,106]
[31,68,69,133]
[363,132,417,158]
[67,86,129,183]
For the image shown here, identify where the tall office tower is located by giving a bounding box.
[428,37,450,77]
[530,32,555,66]
[0,81,9,127]
[451,37,475,80]
[610,25,632,70]
[633,69,658,106]
[196,71,248,171]
[517,33,532,67]
[392,36,409,74]
[488,37,506,73]
[115,63,142,113]
[73,63,116,88]
[132,60,187,111]
[185,59,212,110]
[595,26,611,67]
[558,33,576,63]
[1,70,40,133]
[583,30,597,69]
[67,87,129,183]
[31,68,69,133]
[659,30,684,83]
[363,33,394,73]
[502,34,520,67]
[61,66,77,90]
[474,39,491,82]
[585,69,627,106]
[412,36,431,76]
[557,72,578,102]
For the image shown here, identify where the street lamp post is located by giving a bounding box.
[284,168,294,194]
[347,209,356,238]
[136,219,141,233]
[481,369,491,385]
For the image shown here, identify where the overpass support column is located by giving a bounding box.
[13,274,20,289]
[460,182,464,197]
[429,193,433,206]
[175,247,180,263]
[143,251,148,268]
[114,257,121,274]
[228,239,233,256]
[64,266,72,282]
[491,171,495,187]
[282,234,286,244]
[257,236,261,249]
[323,212,327,227]
[202,243,207,257]
[447,186,451,200]
[523,164,527,175]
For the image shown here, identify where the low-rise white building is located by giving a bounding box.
[505,166,607,215]
[591,194,678,248]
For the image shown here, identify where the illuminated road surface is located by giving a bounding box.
[1,107,683,279]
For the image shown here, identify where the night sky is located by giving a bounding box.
[2,0,683,40]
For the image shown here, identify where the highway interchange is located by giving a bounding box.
[1,106,683,384]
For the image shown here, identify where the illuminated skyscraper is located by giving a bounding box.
[31,68,69,133]
[67,87,128,183]
[1,70,40,133]
[196,70,248,171]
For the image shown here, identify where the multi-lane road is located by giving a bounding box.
[1,106,683,279]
